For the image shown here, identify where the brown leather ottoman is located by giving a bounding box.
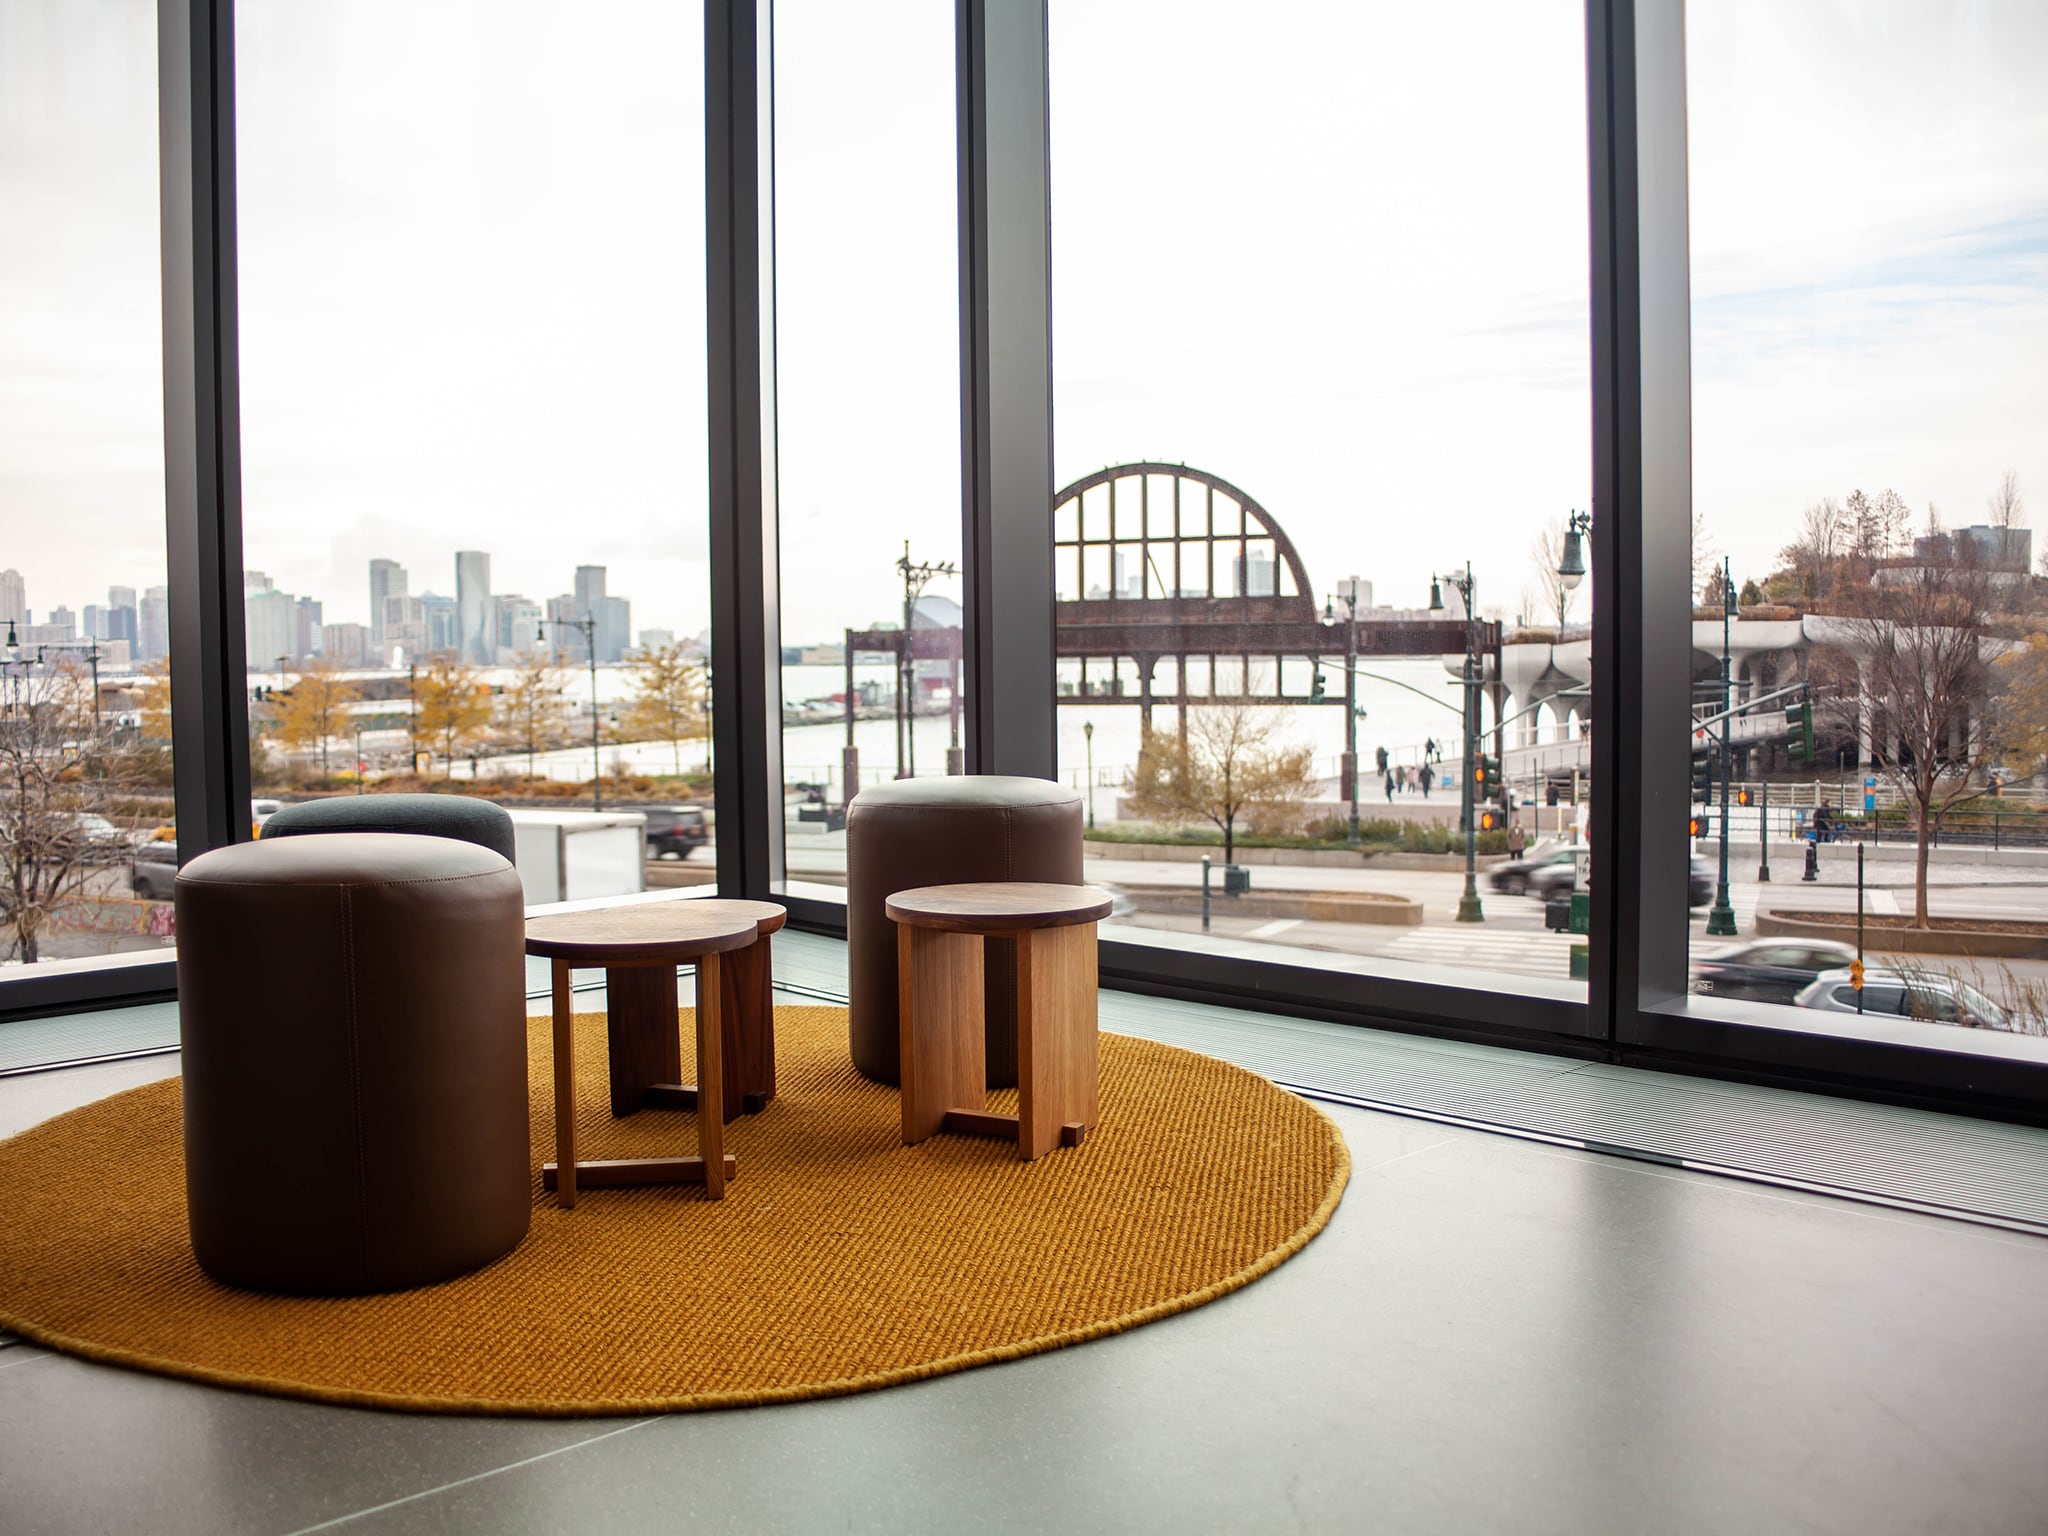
[845,775,1083,1087]
[175,833,530,1294]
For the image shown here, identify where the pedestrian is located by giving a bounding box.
[1384,768,1396,802]
[1424,736,1437,764]
[1421,763,1434,799]
[1507,820,1527,857]
[1375,744,1389,776]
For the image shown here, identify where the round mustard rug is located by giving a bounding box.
[0,1006,1348,1416]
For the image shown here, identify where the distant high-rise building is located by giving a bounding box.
[544,594,587,660]
[245,587,295,672]
[138,587,169,662]
[598,596,631,664]
[368,559,405,645]
[573,565,607,620]
[244,570,275,595]
[493,594,543,657]
[455,552,492,664]
[1232,552,1276,598]
[0,569,24,628]
[106,586,138,646]
[294,597,323,658]
[84,604,108,640]
[47,606,77,642]
[422,592,460,655]
[637,628,676,654]
[321,622,369,668]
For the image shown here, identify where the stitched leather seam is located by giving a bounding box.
[176,872,514,890]
[339,886,371,1290]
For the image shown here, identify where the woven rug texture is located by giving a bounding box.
[0,1005,1348,1415]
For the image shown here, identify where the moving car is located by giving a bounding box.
[68,812,133,861]
[1488,844,1579,898]
[1794,967,2012,1031]
[130,841,179,900]
[1689,938,1857,1004]
[642,805,710,859]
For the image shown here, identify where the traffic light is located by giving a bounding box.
[1310,669,1326,701]
[1691,755,1713,802]
[1735,787,1754,808]
[1689,813,1712,838]
[1477,807,1509,832]
[1848,958,1866,990]
[1474,755,1502,794]
[1785,700,1815,765]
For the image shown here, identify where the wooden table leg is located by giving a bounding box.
[1015,923,1099,1161]
[697,951,726,1199]
[899,924,986,1145]
[721,934,775,1113]
[551,957,578,1208]
[605,963,681,1116]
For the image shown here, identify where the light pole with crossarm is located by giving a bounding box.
[1430,563,1484,923]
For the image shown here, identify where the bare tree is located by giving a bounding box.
[1778,497,1850,599]
[1691,508,1719,605]
[1989,469,2024,531]
[1833,546,1993,925]
[1847,487,1910,566]
[1527,517,1577,633]
[0,658,118,962]
[1123,704,1318,864]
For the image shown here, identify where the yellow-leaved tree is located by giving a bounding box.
[1122,704,1318,864]
[621,643,707,777]
[272,657,361,776]
[413,655,492,776]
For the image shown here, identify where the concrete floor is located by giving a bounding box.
[3,1050,2047,1535]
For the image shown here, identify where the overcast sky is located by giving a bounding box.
[1,0,2042,644]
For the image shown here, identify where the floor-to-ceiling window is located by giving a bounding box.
[770,0,961,901]
[235,1,711,852]
[1683,0,2048,1047]
[1048,0,1598,1005]
[0,0,179,969]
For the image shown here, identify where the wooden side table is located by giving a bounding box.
[525,905,759,1205]
[886,882,1112,1161]
[638,900,787,1124]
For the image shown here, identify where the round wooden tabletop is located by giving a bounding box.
[525,903,761,964]
[690,898,789,937]
[885,882,1114,934]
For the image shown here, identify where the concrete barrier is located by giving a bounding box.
[1113,881,1424,926]
[1755,908,2048,960]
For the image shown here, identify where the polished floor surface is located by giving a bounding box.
[4,1043,2047,1535]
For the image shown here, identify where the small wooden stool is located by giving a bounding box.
[525,905,759,1206]
[886,882,1112,1161]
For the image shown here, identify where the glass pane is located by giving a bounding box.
[0,0,178,965]
[236,2,711,906]
[1686,2,2048,1045]
[772,0,961,898]
[1052,1,1593,1000]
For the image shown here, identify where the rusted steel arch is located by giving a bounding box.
[1052,461,1318,617]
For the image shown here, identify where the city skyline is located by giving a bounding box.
[3,1,2042,646]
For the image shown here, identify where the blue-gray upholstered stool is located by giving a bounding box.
[260,793,515,863]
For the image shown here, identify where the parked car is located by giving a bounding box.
[1794,967,2013,1032]
[251,798,284,835]
[1690,938,1858,1004]
[1489,844,1579,897]
[1688,858,1714,908]
[131,841,179,900]
[642,805,710,859]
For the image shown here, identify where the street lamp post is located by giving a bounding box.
[1083,720,1096,830]
[1321,583,1363,847]
[1431,564,1484,923]
[538,617,603,811]
[896,542,958,781]
[1706,556,1739,936]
